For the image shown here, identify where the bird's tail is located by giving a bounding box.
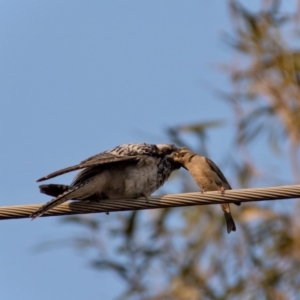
[224,211,236,233]
[31,185,83,219]
[39,184,70,197]
[221,203,236,234]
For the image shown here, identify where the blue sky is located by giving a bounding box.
[0,1,295,299]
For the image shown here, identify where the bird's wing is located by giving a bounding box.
[204,157,232,189]
[205,157,240,206]
[71,154,158,186]
[36,143,167,182]
[36,154,137,182]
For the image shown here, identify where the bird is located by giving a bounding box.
[169,148,240,234]
[32,143,182,219]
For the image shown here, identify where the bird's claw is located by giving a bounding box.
[138,193,149,203]
[218,186,226,194]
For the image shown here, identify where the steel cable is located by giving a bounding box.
[0,184,299,220]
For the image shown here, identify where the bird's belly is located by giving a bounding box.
[195,176,219,192]
[96,165,159,199]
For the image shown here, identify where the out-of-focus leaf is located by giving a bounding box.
[177,120,226,133]
[60,215,99,231]
[91,260,128,280]
[151,208,171,238]
[124,211,138,240]
[166,127,188,148]
[240,206,278,222]
[237,106,275,144]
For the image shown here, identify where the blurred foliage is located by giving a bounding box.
[46,1,300,299]
[224,0,300,180]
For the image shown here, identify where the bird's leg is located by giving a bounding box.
[99,193,110,215]
[218,186,226,194]
[81,193,110,215]
[138,193,150,203]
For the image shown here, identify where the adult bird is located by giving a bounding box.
[169,148,240,233]
[32,143,182,219]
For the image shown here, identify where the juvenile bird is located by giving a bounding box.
[170,149,240,234]
[32,143,181,219]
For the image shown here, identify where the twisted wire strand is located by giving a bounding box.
[1,184,300,220]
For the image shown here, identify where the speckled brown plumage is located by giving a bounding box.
[32,143,181,219]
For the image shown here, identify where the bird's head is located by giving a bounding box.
[156,144,179,155]
[168,147,191,169]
